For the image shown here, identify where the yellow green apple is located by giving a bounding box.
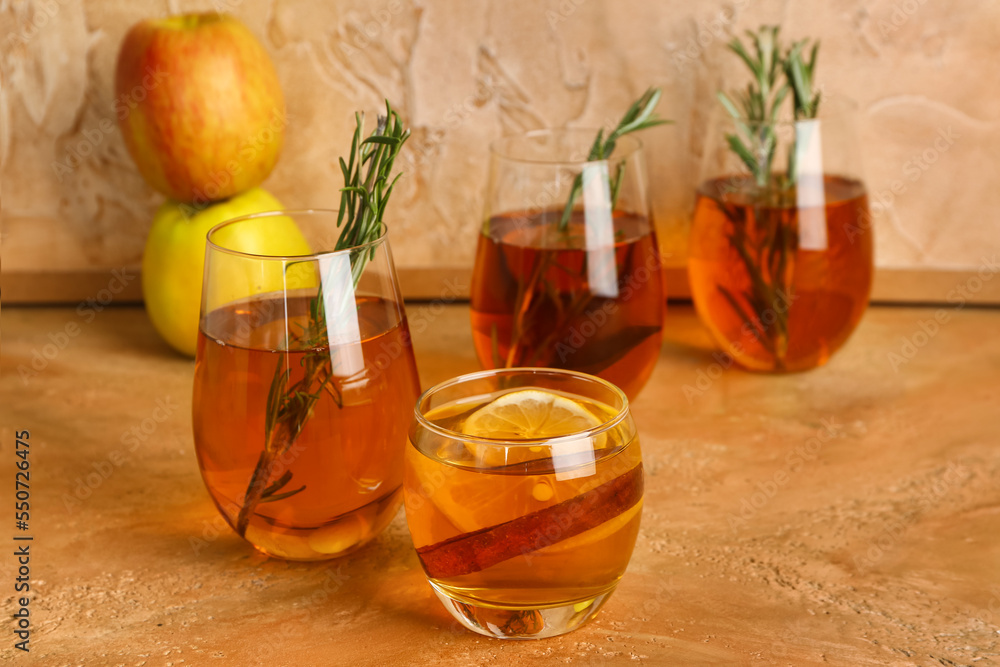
[142,187,310,356]
[115,12,285,203]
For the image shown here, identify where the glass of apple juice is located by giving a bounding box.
[193,210,420,560]
[470,129,665,400]
[404,368,643,639]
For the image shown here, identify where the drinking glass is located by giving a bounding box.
[689,101,874,372]
[193,210,420,561]
[470,129,664,399]
[404,368,643,639]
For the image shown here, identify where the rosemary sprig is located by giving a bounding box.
[716,26,789,188]
[713,26,822,370]
[336,104,410,277]
[558,88,670,231]
[235,101,409,539]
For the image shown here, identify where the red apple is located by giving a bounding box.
[115,12,285,204]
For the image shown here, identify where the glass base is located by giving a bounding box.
[240,492,401,561]
[430,581,615,639]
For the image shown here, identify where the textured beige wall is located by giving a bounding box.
[2,0,998,285]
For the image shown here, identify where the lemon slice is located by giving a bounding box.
[462,389,602,440]
[460,389,605,468]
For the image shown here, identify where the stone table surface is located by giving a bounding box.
[1,303,998,667]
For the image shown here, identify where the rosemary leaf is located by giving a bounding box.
[260,486,306,504]
[725,133,760,177]
[785,39,821,120]
[558,87,670,230]
[261,470,293,498]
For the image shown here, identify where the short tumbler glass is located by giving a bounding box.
[404,368,644,639]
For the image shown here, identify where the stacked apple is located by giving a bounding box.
[116,12,303,356]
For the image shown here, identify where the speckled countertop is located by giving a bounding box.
[2,303,998,666]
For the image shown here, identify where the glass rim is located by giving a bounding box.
[721,95,859,127]
[413,367,631,448]
[489,127,643,166]
[205,209,388,261]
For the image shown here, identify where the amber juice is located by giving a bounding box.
[470,210,664,398]
[193,294,420,560]
[403,391,643,611]
[688,175,873,372]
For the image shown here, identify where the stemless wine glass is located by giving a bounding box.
[470,129,665,399]
[192,210,420,561]
[689,100,874,372]
[404,368,644,639]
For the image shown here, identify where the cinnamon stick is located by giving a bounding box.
[416,464,643,579]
